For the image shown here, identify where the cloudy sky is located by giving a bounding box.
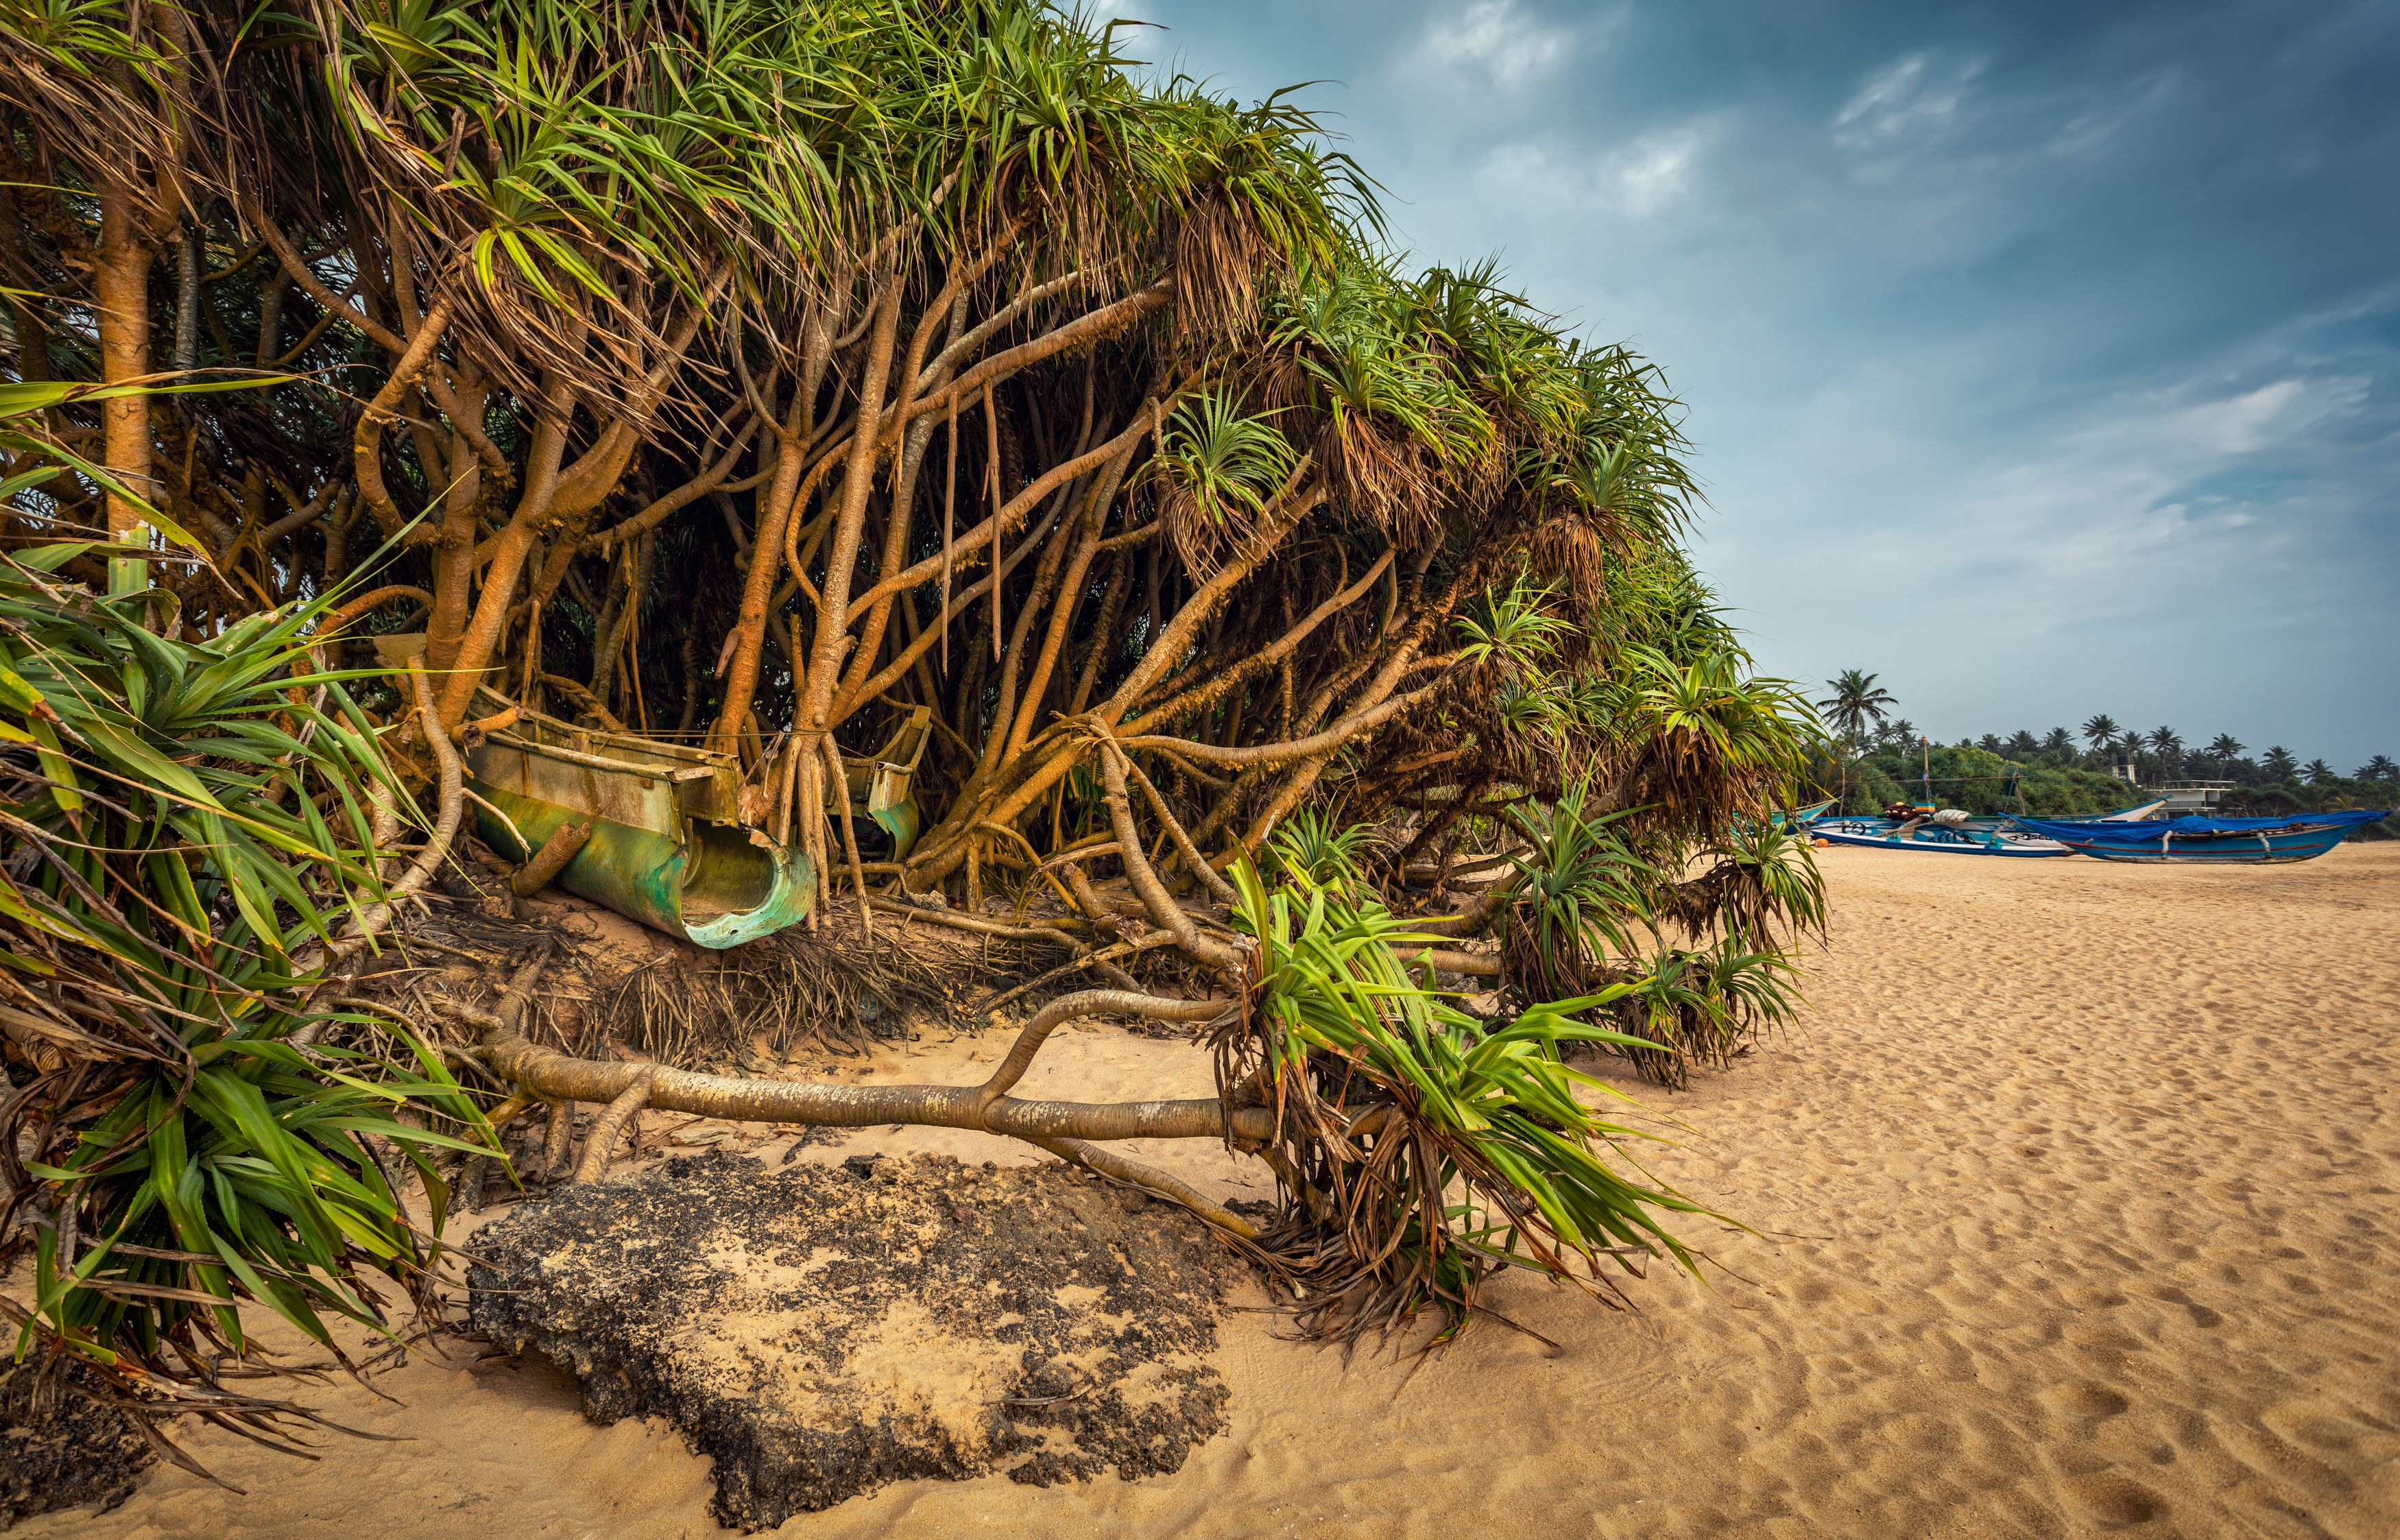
[1111,0,2399,768]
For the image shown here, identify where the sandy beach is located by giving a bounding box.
[35,845,2399,1539]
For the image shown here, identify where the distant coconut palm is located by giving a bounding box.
[1819,669,1896,806]
[1819,669,1896,750]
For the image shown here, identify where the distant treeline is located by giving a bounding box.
[1811,673,2397,837]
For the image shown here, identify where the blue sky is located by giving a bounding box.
[1108,0,2399,768]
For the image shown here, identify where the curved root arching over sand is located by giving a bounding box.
[472,961,1271,1239]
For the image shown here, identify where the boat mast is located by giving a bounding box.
[1921,736,1932,805]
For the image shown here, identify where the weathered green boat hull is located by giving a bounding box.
[470,781,815,949]
[867,795,920,861]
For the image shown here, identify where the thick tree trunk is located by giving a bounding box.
[93,186,153,579]
[433,406,571,725]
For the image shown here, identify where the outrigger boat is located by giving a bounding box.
[1814,810,2074,857]
[2011,810,2389,865]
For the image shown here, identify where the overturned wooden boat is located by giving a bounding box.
[2011,810,2390,864]
[461,690,932,948]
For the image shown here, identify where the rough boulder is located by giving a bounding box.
[468,1151,1240,1530]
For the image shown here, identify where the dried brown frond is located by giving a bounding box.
[1171,191,1265,352]
[1317,414,1435,538]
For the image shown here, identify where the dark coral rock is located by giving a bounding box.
[0,1358,152,1528]
[468,1151,1237,1530]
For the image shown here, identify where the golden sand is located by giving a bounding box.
[38,845,2400,1538]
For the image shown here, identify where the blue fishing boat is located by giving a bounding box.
[1952,798,2164,838]
[2011,810,2390,864]
[1814,813,2073,858]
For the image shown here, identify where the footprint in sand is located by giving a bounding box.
[2064,1471,2169,1530]
[2148,1286,2225,1328]
[2043,1381,2131,1425]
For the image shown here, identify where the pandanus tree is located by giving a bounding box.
[1,0,1825,1384]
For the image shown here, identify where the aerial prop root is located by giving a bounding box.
[289,664,467,1033]
[1090,732,1241,973]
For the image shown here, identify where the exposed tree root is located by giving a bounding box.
[542,1097,574,1179]
[588,924,965,1067]
[1392,944,1502,978]
[481,1030,1271,1146]
[575,1068,654,1183]
[863,897,1081,948]
[1023,1135,1260,1241]
[979,930,1185,1013]
[472,989,1275,1231]
[509,818,592,898]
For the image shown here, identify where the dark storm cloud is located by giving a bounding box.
[1108,0,2400,764]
